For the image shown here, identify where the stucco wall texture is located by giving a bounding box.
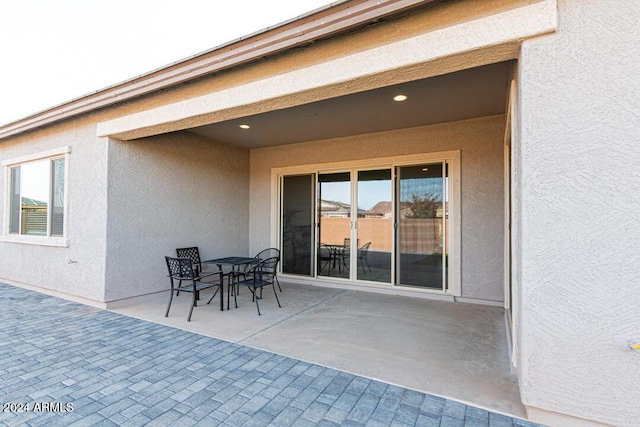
[250,115,506,302]
[104,132,250,301]
[518,1,640,425]
[0,122,108,302]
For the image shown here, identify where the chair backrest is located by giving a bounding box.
[343,238,359,247]
[256,256,279,278]
[176,247,201,268]
[165,256,196,280]
[255,247,280,261]
[358,242,371,256]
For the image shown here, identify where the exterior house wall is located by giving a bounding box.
[250,115,506,302]
[517,0,640,425]
[0,119,108,302]
[103,132,250,302]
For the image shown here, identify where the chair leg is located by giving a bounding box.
[254,286,261,315]
[275,276,282,292]
[165,289,174,317]
[206,287,219,304]
[273,284,281,308]
[187,292,197,321]
[233,281,239,309]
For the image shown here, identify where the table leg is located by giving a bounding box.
[217,264,224,311]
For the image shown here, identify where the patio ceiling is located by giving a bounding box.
[189,60,513,149]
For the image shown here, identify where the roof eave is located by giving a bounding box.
[0,0,434,140]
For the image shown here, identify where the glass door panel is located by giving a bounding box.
[318,172,351,278]
[397,163,447,290]
[356,169,392,283]
[281,174,315,276]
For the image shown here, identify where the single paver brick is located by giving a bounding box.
[443,399,467,419]
[490,412,515,427]
[440,415,465,427]
[301,401,331,423]
[467,405,490,422]
[394,402,420,425]
[420,394,445,417]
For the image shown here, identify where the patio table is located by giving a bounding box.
[320,244,347,273]
[203,256,258,311]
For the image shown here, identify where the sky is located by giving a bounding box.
[0,0,332,127]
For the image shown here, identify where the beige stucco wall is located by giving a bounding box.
[103,132,250,302]
[0,120,108,302]
[517,1,640,426]
[250,115,506,302]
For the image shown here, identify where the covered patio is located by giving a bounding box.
[111,280,523,418]
[96,7,521,420]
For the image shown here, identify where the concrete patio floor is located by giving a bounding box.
[112,281,525,419]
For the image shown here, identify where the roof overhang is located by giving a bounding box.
[0,0,437,140]
[96,0,557,144]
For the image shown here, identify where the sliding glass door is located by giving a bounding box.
[396,163,448,291]
[317,172,351,279]
[356,169,392,283]
[278,156,454,293]
[281,174,315,276]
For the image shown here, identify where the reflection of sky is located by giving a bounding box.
[400,178,443,203]
[321,180,392,210]
[321,178,447,210]
[21,160,50,202]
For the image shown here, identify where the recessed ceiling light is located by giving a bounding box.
[393,94,407,102]
[239,124,250,129]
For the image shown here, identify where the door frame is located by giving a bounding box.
[271,150,461,296]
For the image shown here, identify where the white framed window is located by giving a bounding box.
[2,147,70,246]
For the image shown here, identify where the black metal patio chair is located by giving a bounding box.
[255,247,282,292]
[176,246,204,276]
[340,238,358,271]
[165,256,223,321]
[231,256,281,315]
[235,247,283,294]
[176,247,204,296]
[358,242,372,273]
[318,243,334,273]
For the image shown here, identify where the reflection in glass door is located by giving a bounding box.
[281,174,315,276]
[397,163,448,290]
[356,169,392,283]
[317,172,351,279]
[279,157,455,292]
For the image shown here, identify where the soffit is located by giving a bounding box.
[188,61,513,148]
[97,0,557,142]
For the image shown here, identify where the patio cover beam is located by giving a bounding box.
[97,0,557,141]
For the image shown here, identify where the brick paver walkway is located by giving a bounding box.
[0,283,542,426]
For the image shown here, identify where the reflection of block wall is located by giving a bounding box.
[319,217,351,246]
[319,217,448,254]
[399,219,445,254]
[356,218,392,251]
